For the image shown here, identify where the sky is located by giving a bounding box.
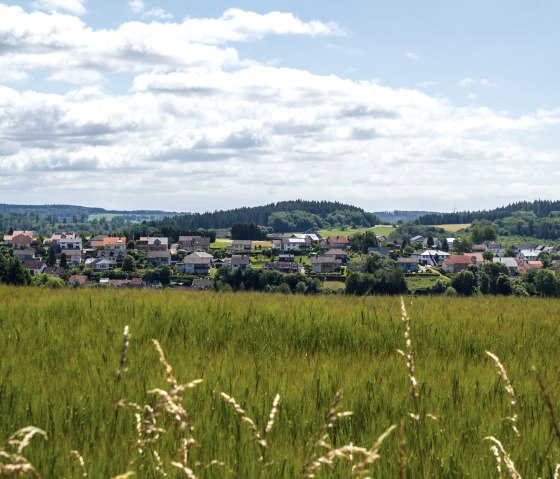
[1,1,560,213]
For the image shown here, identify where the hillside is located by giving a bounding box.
[145,200,380,232]
[374,210,438,224]
[415,199,560,241]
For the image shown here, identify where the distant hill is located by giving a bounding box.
[415,200,560,225]
[0,204,184,222]
[145,200,380,232]
[373,210,439,224]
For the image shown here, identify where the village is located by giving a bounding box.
[2,227,559,293]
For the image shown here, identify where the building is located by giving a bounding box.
[230,240,253,253]
[21,258,46,276]
[442,255,477,274]
[325,236,350,249]
[147,250,171,266]
[324,248,348,264]
[230,255,250,270]
[59,237,83,250]
[414,250,451,266]
[397,257,419,273]
[311,256,342,273]
[178,236,211,253]
[178,253,212,275]
[136,237,169,252]
[492,257,519,276]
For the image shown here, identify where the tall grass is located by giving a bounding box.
[1,286,560,476]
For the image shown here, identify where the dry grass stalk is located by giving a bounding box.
[301,391,393,479]
[554,463,560,479]
[70,449,88,477]
[400,298,419,408]
[265,394,281,435]
[110,473,135,479]
[220,392,267,453]
[535,370,560,449]
[0,426,46,478]
[486,351,519,437]
[115,325,130,382]
[484,436,521,479]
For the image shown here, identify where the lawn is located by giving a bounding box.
[437,223,471,233]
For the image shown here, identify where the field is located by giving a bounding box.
[436,223,471,233]
[2,288,560,477]
[318,225,395,238]
[404,273,448,292]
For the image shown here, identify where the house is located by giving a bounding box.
[325,236,350,249]
[178,253,212,275]
[147,250,171,266]
[11,233,33,249]
[485,241,503,255]
[191,278,213,290]
[368,247,391,258]
[68,275,89,286]
[311,256,342,273]
[464,252,484,263]
[518,249,541,261]
[84,258,116,271]
[178,236,211,253]
[4,231,33,245]
[446,238,456,250]
[278,254,295,263]
[43,266,65,278]
[414,250,451,266]
[137,237,169,252]
[215,230,230,239]
[21,259,46,276]
[266,261,303,274]
[230,240,253,253]
[410,235,426,245]
[471,244,487,253]
[50,232,76,244]
[517,260,544,276]
[283,238,307,251]
[89,235,108,248]
[397,257,419,273]
[324,248,348,264]
[59,237,83,250]
[492,257,519,276]
[101,236,127,252]
[442,255,478,274]
[62,250,83,266]
[230,255,250,270]
[13,248,36,261]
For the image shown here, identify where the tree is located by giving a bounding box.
[534,270,559,297]
[451,270,476,296]
[495,274,512,295]
[482,250,494,261]
[46,245,57,267]
[427,236,434,247]
[441,238,449,252]
[122,255,136,272]
[60,253,68,269]
[6,257,31,285]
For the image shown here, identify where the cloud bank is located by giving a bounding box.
[0,3,559,211]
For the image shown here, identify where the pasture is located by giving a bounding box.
[1,288,560,477]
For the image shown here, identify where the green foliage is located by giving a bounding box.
[451,270,477,296]
[214,267,321,294]
[59,252,68,269]
[4,257,31,285]
[349,230,378,253]
[230,223,268,240]
[345,257,407,295]
[122,255,136,272]
[30,274,65,288]
[533,269,559,297]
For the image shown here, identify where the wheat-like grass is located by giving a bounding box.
[554,463,560,479]
[484,436,521,479]
[0,427,46,478]
[70,449,88,477]
[115,325,130,382]
[400,298,419,409]
[220,392,268,452]
[265,393,281,435]
[486,351,519,437]
[535,370,560,448]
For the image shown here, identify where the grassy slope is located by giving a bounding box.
[1,288,560,477]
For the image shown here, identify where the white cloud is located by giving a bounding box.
[1,4,560,211]
[30,0,86,15]
[458,77,473,87]
[406,52,419,61]
[143,8,172,20]
[128,0,144,14]
[0,4,339,84]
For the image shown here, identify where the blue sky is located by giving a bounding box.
[1,0,560,212]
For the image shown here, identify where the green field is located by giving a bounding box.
[405,273,449,292]
[2,288,560,477]
[318,225,395,238]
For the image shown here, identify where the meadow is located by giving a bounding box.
[1,287,560,477]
